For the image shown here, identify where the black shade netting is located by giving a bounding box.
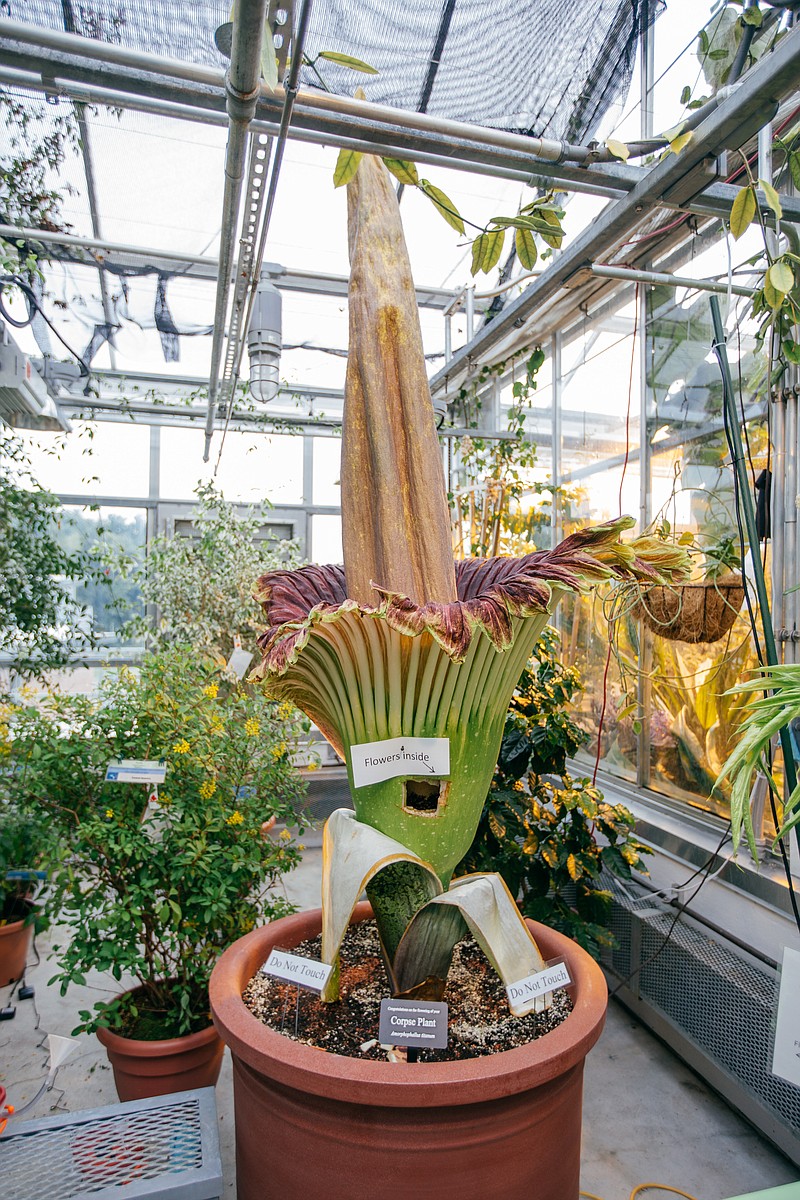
[5,0,657,143]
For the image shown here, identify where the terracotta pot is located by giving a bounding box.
[0,913,34,987]
[210,902,608,1200]
[96,998,224,1102]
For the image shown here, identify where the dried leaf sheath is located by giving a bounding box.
[342,154,456,607]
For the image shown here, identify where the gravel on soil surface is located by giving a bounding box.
[242,919,572,1062]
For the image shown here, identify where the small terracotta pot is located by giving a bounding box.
[210,903,608,1200]
[96,1003,224,1102]
[0,914,34,987]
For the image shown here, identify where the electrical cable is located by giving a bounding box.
[630,1187,701,1200]
[0,274,91,376]
[608,826,732,1000]
[712,301,800,936]
[579,1188,701,1200]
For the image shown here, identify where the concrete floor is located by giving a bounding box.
[1,841,798,1200]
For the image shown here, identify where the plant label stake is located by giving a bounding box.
[261,948,334,992]
[506,959,571,1009]
[105,759,167,784]
[378,999,448,1050]
[227,633,254,680]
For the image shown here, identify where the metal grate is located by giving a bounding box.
[1,1088,222,1200]
[601,874,800,1155]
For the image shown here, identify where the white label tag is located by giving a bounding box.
[227,648,254,679]
[105,759,167,784]
[261,949,334,992]
[772,945,800,1087]
[506,960,572,1006]
[350,736,450,788]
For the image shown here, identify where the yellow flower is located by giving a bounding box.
[203,683,219,699]
[279,828,292,842]
[210,716,224,734]
[271,741,287,760]
[105,808,113,819]
[172,738,190,754]
[277,701,294,719]
[226,810,244,826]
[306,760,320,772]
[199,779,217,800]
[244,718,260,737]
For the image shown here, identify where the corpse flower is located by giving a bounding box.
[252,154,688,1009]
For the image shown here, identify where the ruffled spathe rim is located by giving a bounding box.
[252,517,690,678]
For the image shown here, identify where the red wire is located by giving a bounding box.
[613,103,800,252]
[593,285,639,785]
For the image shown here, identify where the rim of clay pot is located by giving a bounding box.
[95,985,219,1056]
[210,902,608,1108]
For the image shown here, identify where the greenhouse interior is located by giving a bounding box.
[2,0,800,1197]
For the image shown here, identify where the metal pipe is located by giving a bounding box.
[465,286,475,339]
[551,331,562,549]
[709,297,799,842]
[73,106,118,368]
[0,221,462,308]
[4,55,800,224]
[203,0,270,461]
[590,263,757,298]
[786,383,799,655]
[772,389,786,647]
[235,0,316,382]
[637,278,652,791]
[429,27,800,398]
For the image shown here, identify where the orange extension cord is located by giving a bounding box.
[581,1186,701,1200]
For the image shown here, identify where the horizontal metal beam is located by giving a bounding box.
[428,24,800,397]
[3,44,800,229]
[0,222,471,310]
[588,262,757,298]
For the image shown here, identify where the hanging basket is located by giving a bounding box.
[633,574,745,644]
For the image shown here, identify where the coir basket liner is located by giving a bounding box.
[634,574,744,644]
[210,902,607,1200]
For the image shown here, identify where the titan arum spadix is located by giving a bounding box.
[252,154,688,1013]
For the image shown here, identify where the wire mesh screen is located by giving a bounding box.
[8,0,653,141]
[603,874,800,1141]
[3,1097,205,1198]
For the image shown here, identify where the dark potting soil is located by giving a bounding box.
[242,919,572,1062]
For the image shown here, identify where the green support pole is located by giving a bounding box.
[709,296,800,854]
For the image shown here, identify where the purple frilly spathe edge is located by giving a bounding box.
[252,517,678,679]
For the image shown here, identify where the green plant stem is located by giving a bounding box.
[709,296,800,854]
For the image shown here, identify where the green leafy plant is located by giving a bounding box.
[0,791,61,927]
[251,153,689,1014]
[460,628,649,955]
[121,481,303,662]
[0,431,111,676]
[716,662,800,856]
[3,649,308,1037]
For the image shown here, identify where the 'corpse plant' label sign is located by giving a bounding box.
[261,949,334,993]
[350,736,450,788]
[378,999,448,1048]
[105,759,167,784]
[506,960,572,1007]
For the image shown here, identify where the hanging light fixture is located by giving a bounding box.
[247,278,282,403]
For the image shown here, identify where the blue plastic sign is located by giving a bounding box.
[105,759,167,784]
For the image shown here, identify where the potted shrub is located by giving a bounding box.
[460,627,651,956]
[5,648,308,1100]
[210,153,689,1200]
[0,790,58,986]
